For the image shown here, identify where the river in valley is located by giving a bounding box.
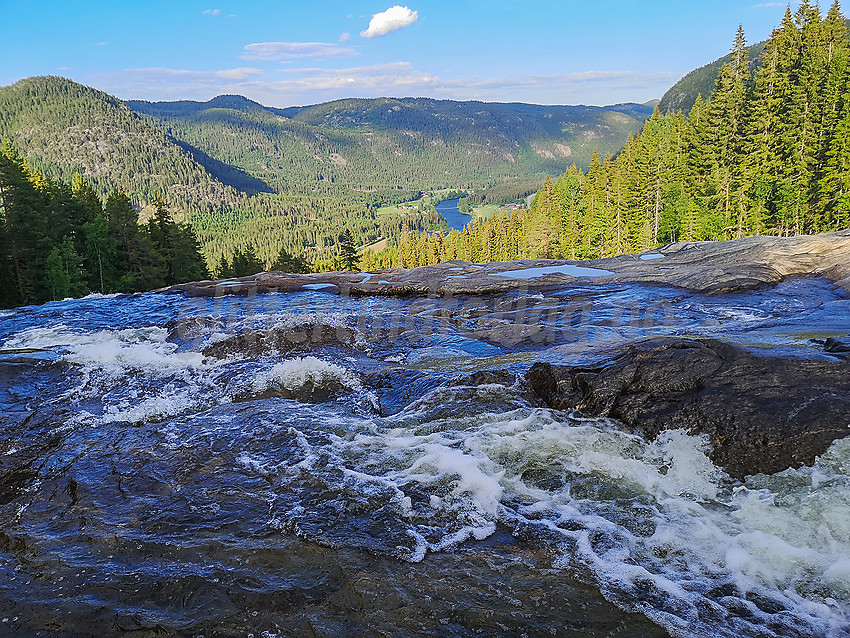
[1,277,849,637]
[436,198,472,231]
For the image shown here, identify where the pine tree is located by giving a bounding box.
[0,143,50,305]
[44,236,86,301]
[336,229,360,270]
[82,214,115,293]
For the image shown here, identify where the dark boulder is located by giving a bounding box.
[526,338,850,478]
[824,336,850,354]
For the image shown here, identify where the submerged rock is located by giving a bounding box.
[824,336,850,354]
[526,338,850,478]
[202,324,363,359]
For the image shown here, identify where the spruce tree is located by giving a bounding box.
[336,229,360,270]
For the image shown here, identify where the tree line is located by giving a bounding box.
[0,142,208,308]
[362,1,850,269]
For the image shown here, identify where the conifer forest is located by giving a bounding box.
[362,2,850,269]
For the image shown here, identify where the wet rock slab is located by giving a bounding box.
[161,230,850,299]
[526,337,850,478]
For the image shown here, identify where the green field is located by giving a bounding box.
[471,204,500,221]
[375,189,463,218]
[375,195,430,218]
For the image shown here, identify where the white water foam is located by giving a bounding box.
[251,356,379,411]
[4,325,219,425]
[253,356,359,394]
[81,292,122,300]
[242,402,850,637]
[4,325,207,371]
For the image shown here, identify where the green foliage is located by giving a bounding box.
[335,229,360,271]
[44,236,86,301]
[0,143,211,308]
[465,178,541,206]
[360,6,850,271]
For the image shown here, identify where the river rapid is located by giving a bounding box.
[1,278,849,637]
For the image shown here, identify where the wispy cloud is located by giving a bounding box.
[276,62,436,91]
[215,68,264,80]
[242,42,359,61]
[752,3,783,8]
[202,9,221,16]
[339,32,351,43]
[96,42,107,47]
[83,67,264,92]
[360,6,418,39]
[81,62,674,107]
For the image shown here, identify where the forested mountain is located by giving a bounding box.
[0,76,236,216]
[363,2,850,269]
[129,95,653,194]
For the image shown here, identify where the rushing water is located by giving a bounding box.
[436,198,473,231]
[1,279,850,637]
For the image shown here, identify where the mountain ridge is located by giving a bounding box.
[128,93,655,192]
[0,76,236,216]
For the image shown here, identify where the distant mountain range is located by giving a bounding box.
[0,76,654,211]
[130,94,653,197]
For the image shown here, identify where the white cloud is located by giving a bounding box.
[96,42,107,47]
[83,67,263,92]
[360,6,418,39]
[339,32,351,43]
[242,42,359,60]
[202,9,221,15]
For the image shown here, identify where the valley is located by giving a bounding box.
[0,76,653,273]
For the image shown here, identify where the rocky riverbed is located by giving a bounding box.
[1,232,849,637]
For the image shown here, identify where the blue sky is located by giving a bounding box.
[0,1,805,107]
